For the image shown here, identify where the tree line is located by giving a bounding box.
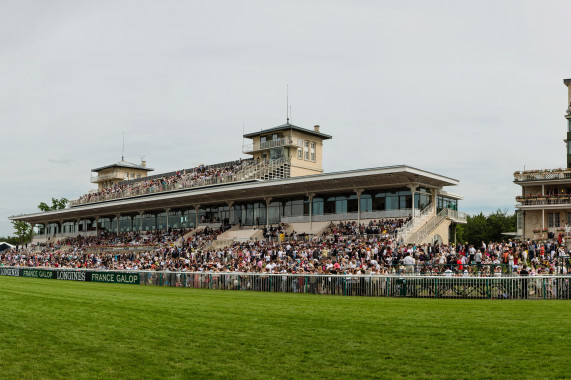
[2,198,68,246]
[454,209,517,246]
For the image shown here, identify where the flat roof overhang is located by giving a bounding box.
[10,165,459,224]
[243,123,333,140]
[513,179,571,186]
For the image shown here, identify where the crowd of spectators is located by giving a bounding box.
[262,224,287,240]
[322,218,411,240]
[76,160,251,205]
[2,221,570,276]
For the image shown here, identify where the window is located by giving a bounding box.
[372,192,386,211]
[310,141,316,161]
[304,140,309,160]
[385,192,399,210]
[297,148,302,159]
[360,193,372,212]
[131,173,135,179]
[548,212,560,228]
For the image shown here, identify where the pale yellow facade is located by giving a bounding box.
[91,161,153,190]
[520,209,571,239]
[514,79,571,240]
[244,123,330,177]
[514,176,571,239]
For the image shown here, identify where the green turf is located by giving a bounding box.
[0,277,569,379]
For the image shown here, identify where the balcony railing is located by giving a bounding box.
[70,157,292,207]
[516,195,571,206]
[445,209,468,223]
[242,136,301,154]
[513,169,571,182]
[281,209,415,224]
[90,172,125,183]
[71,174,244,207]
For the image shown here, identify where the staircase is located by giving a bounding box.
[175,226,205,247]
[235,156,291,181]
[396,204,434,243]
[401,208,468,245]
[406,208,451,244]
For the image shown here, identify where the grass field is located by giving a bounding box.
[0,277,570,379]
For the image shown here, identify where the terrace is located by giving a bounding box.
[69,157,292,207]
[513,168,571,183]
[241,136,301,154]
[515,194,571,206]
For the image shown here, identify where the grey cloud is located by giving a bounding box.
[1,0,571,236]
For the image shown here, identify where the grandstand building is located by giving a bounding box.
[10,122,466,244]
[91,159,153,190]
[513,78,571,240]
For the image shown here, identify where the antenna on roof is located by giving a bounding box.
[121,131,125,161]
[286,84,289,123]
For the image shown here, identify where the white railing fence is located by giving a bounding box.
[281,209,414,224]
[2,266,569,300]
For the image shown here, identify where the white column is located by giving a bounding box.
[227,201,235,226]
[194,205,200,228]
[265,198,272,228]
[308,193,315,232]
[542,209,545,229]
[407,184,419,218]
[431,189,438,214]
[165,208,170,231]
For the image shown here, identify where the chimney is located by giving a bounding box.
[314,125,320,133]
[141,160,146,168]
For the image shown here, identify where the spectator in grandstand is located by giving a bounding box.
[2,220,570,276]
[76,160,252,205]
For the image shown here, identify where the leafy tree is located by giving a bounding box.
[11,220,33,245]
[38,197,68,211]
[486,209,516,242]
[0,236,20,245]
[454,209,517,246]
[465,213,489,246]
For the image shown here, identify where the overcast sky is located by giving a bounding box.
[1,0,571,237]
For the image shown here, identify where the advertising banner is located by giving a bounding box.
[0,267,140,285]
